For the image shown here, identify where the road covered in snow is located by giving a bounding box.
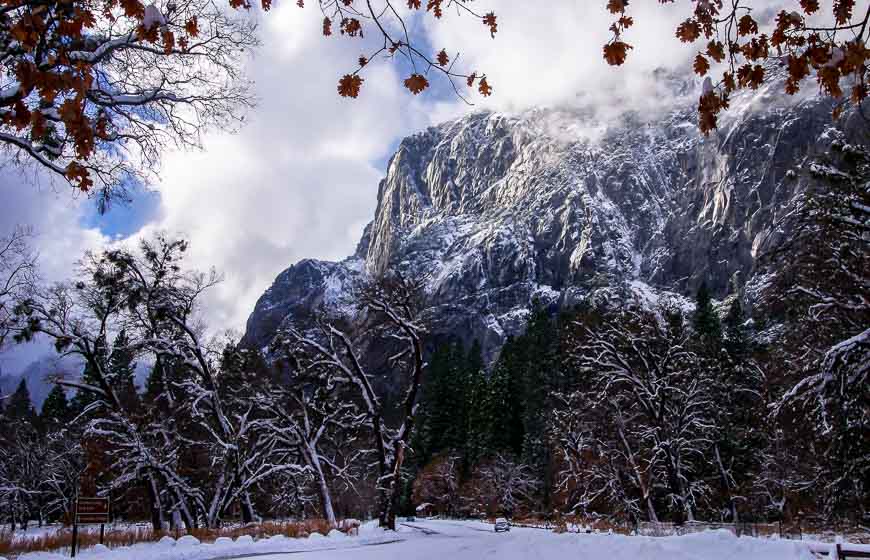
[234,519,818,560]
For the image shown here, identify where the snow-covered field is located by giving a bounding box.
[4,519,852,560]
[2,523,398,560]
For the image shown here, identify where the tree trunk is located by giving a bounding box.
[714,444,739,523]
[646,496,659,524]
[241,493,255,524]
[146,474,166,532]
[312,460,336,527]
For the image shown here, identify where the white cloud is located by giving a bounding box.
[0,170,106,284]
[424,1,695,112]
[0,169,107,374]
[139,3,444,332]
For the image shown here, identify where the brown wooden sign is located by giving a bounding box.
[75,497,109,524]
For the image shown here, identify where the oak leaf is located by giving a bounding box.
[799,0,819,14]
[404,73,429,95]
[337,74,363,98]
[707,40,725,62]
[603,41,632,65]
[483,12,497,38]
[606,0,627,14]
[693,54,710,76]
[737,14,758,36]
[185,17,198,37]
[478,77,492,96]
[676,19,702,42]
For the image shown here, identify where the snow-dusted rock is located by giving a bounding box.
[92,544,110,553]
[307,532,324,540]
[213,537,233,546]
[156,536,176,547]
[243,65,862,365]
[327,529,345,539]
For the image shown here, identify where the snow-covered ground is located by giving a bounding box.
[5,519,854,560]
[3,523,398,560]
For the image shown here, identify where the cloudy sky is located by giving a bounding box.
[0,0,762,374]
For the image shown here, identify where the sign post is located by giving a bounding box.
[72,497,110,558]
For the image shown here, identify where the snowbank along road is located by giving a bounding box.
[230,519,819,560]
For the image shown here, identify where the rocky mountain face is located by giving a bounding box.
[243,70,859,363]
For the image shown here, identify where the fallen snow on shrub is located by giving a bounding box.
[15,523,394,560]
[175,536,199,547]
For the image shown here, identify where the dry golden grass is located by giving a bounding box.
[0,519,341,558]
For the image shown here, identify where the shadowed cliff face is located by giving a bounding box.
[243,71,853,363]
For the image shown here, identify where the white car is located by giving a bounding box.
[494,518,510,532]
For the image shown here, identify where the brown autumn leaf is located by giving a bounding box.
[436,49,449,67]
[698,90,722,134]
[358,56,368,67]
[427,0,443,18]
[66,162,93,192]
[676,19,702,42]
[341,17,362,37]
[161,29,175,53]
[606,0,627,14]
[693,53,710,76]
[483,12,497,38]
[799,0,820,13]
[603,40,632,65]
[119,0,144,19]
[404,73,429,94]
[185,17,198,37]
[833,0,854,25]
[478,77,492,96]
[338,74,363,98]
[737,14,758,36]
[322,17,332,36]
[707,40,725,62]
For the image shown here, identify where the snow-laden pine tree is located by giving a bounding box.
[764,140,870,520]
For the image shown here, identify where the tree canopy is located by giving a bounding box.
[604,0,870,131]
